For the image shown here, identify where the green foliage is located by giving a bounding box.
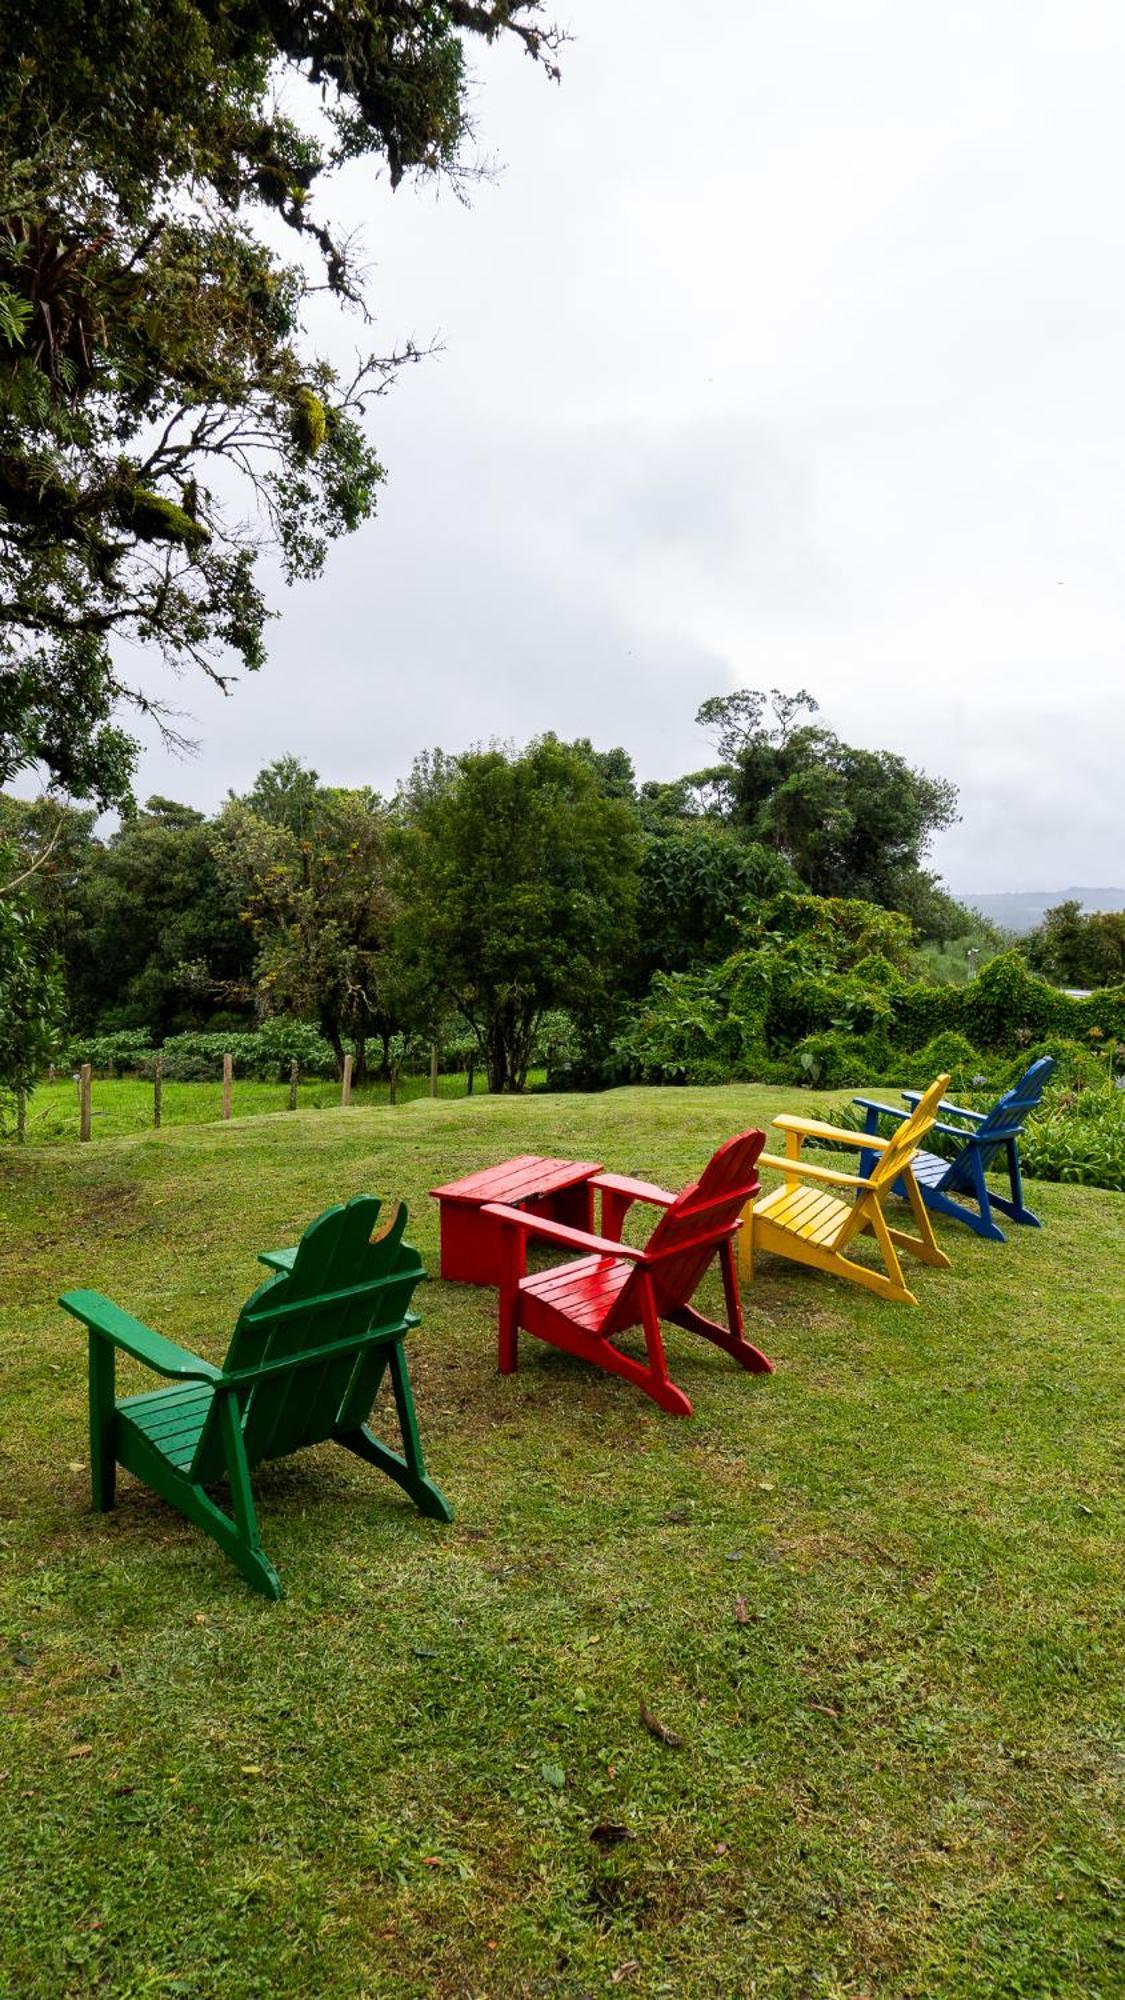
[633,824,796,984]
[64,797,252,1035]
[695,689,959,910]
[216,764,396,1079]
[0,870,65,1096]
[0,3,560,803]
[1023,899,1125,989]
[391,737,641,1092]
[1022,1084,1125,1191]
[791,1026,893,1089]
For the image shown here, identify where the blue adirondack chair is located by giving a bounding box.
[853,1057,1055,1243]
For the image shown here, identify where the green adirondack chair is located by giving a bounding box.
[59,1196,452,1600]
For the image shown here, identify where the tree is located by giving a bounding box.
[66,798,253,1032]
[392,738,641,1091]
[693,690,959,909]
[0,3,560,804]
[0,849,65,1102]
[1024,901,1125,989]
[632,823,796,987]
[216,770,397,1077]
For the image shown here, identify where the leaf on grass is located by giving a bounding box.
[66,1745,93,1759]
[590,1820,632,1848]
[240,1764,263,1776]
[67,1461,86,1474]
[807,1703,840,1719]
[540,1761,565,1789]
[611,1962,641,1984]
[640,1704,683,1749]
[733,1596,750,1625]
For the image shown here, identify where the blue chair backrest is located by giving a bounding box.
[944,1057,1055,1193]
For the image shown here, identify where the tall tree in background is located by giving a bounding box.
[392,739,641,1091]
[217,765,397,1078]
[695,688,959,916]
[0,2,560,804]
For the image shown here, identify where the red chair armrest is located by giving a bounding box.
[480,1203,647,1261]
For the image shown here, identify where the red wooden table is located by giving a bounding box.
[431,1154,603,1285]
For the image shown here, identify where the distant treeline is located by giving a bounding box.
[3,687,1098,1101]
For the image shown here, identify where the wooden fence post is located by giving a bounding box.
[153,1056,162,1130]
[341,1053,353,1107]
[16,1087,26,1144]
[79,1063,92,1142]
[288,1059,299,1111]
[222,1052,233,1122]
[429,1043,439,1099]
[466,1052,475,1097]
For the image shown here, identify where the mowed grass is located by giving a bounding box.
[1,1086,1122,2000]
[18,1070,532,1146]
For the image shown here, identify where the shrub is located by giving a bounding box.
[1023,1088,1125,1191]
[791,1027,894,1089]
[66,1029,154,1076]
[910,1032,992,1092]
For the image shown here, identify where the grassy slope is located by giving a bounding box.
[17,1070,533,1146]
[1,1087,1122,2000]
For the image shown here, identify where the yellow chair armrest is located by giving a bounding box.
[756,1153,866,1190]
[772,1114,890,1151]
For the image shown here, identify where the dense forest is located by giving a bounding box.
[3,689,1123,1139]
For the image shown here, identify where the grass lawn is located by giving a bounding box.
[1,1086,1122,1999]
[18,1070,533,1146]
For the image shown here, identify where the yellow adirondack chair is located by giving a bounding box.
[740,1074,953,1304]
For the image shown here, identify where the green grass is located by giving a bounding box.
[1,1086,1122,1999]
[14,1070,544,1145]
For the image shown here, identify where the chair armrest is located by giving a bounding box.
[756,1154,866,1190]
[58,1291,222,1382]
[588,1172,678,1207]
[480,1203,647,1262]
[257,1245,296,1273]
[772,1114,890,1152]
[902,1090,985,1123]
[852,1096,910,1124]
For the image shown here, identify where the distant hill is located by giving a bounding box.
[958,888,1125,936]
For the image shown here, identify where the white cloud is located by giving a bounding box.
[128,0,1125,893]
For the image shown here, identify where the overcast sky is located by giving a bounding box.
[128,0,1124,893]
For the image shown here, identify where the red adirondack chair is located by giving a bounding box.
[482,1131,772,1416]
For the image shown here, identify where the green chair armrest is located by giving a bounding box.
[257,1246,297,1273]
[58,1290,222,1382]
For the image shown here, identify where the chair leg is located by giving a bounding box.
[897,1172,953,1270]
[666,1245,774,1374]
[636,1274,693,1416]
[338,1342,453,1523]
[88,1332,116,1512]
[737,1202,755,1282]
[869,1206,916,1303]
[214,1390,282,1598]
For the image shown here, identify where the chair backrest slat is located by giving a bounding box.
[943,1056,1055,1191]
[606,1130,764,1333]
[191,1197,423,1481]
[836,1074,950,1249]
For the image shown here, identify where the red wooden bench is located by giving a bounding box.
[483,1131,772,1416]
